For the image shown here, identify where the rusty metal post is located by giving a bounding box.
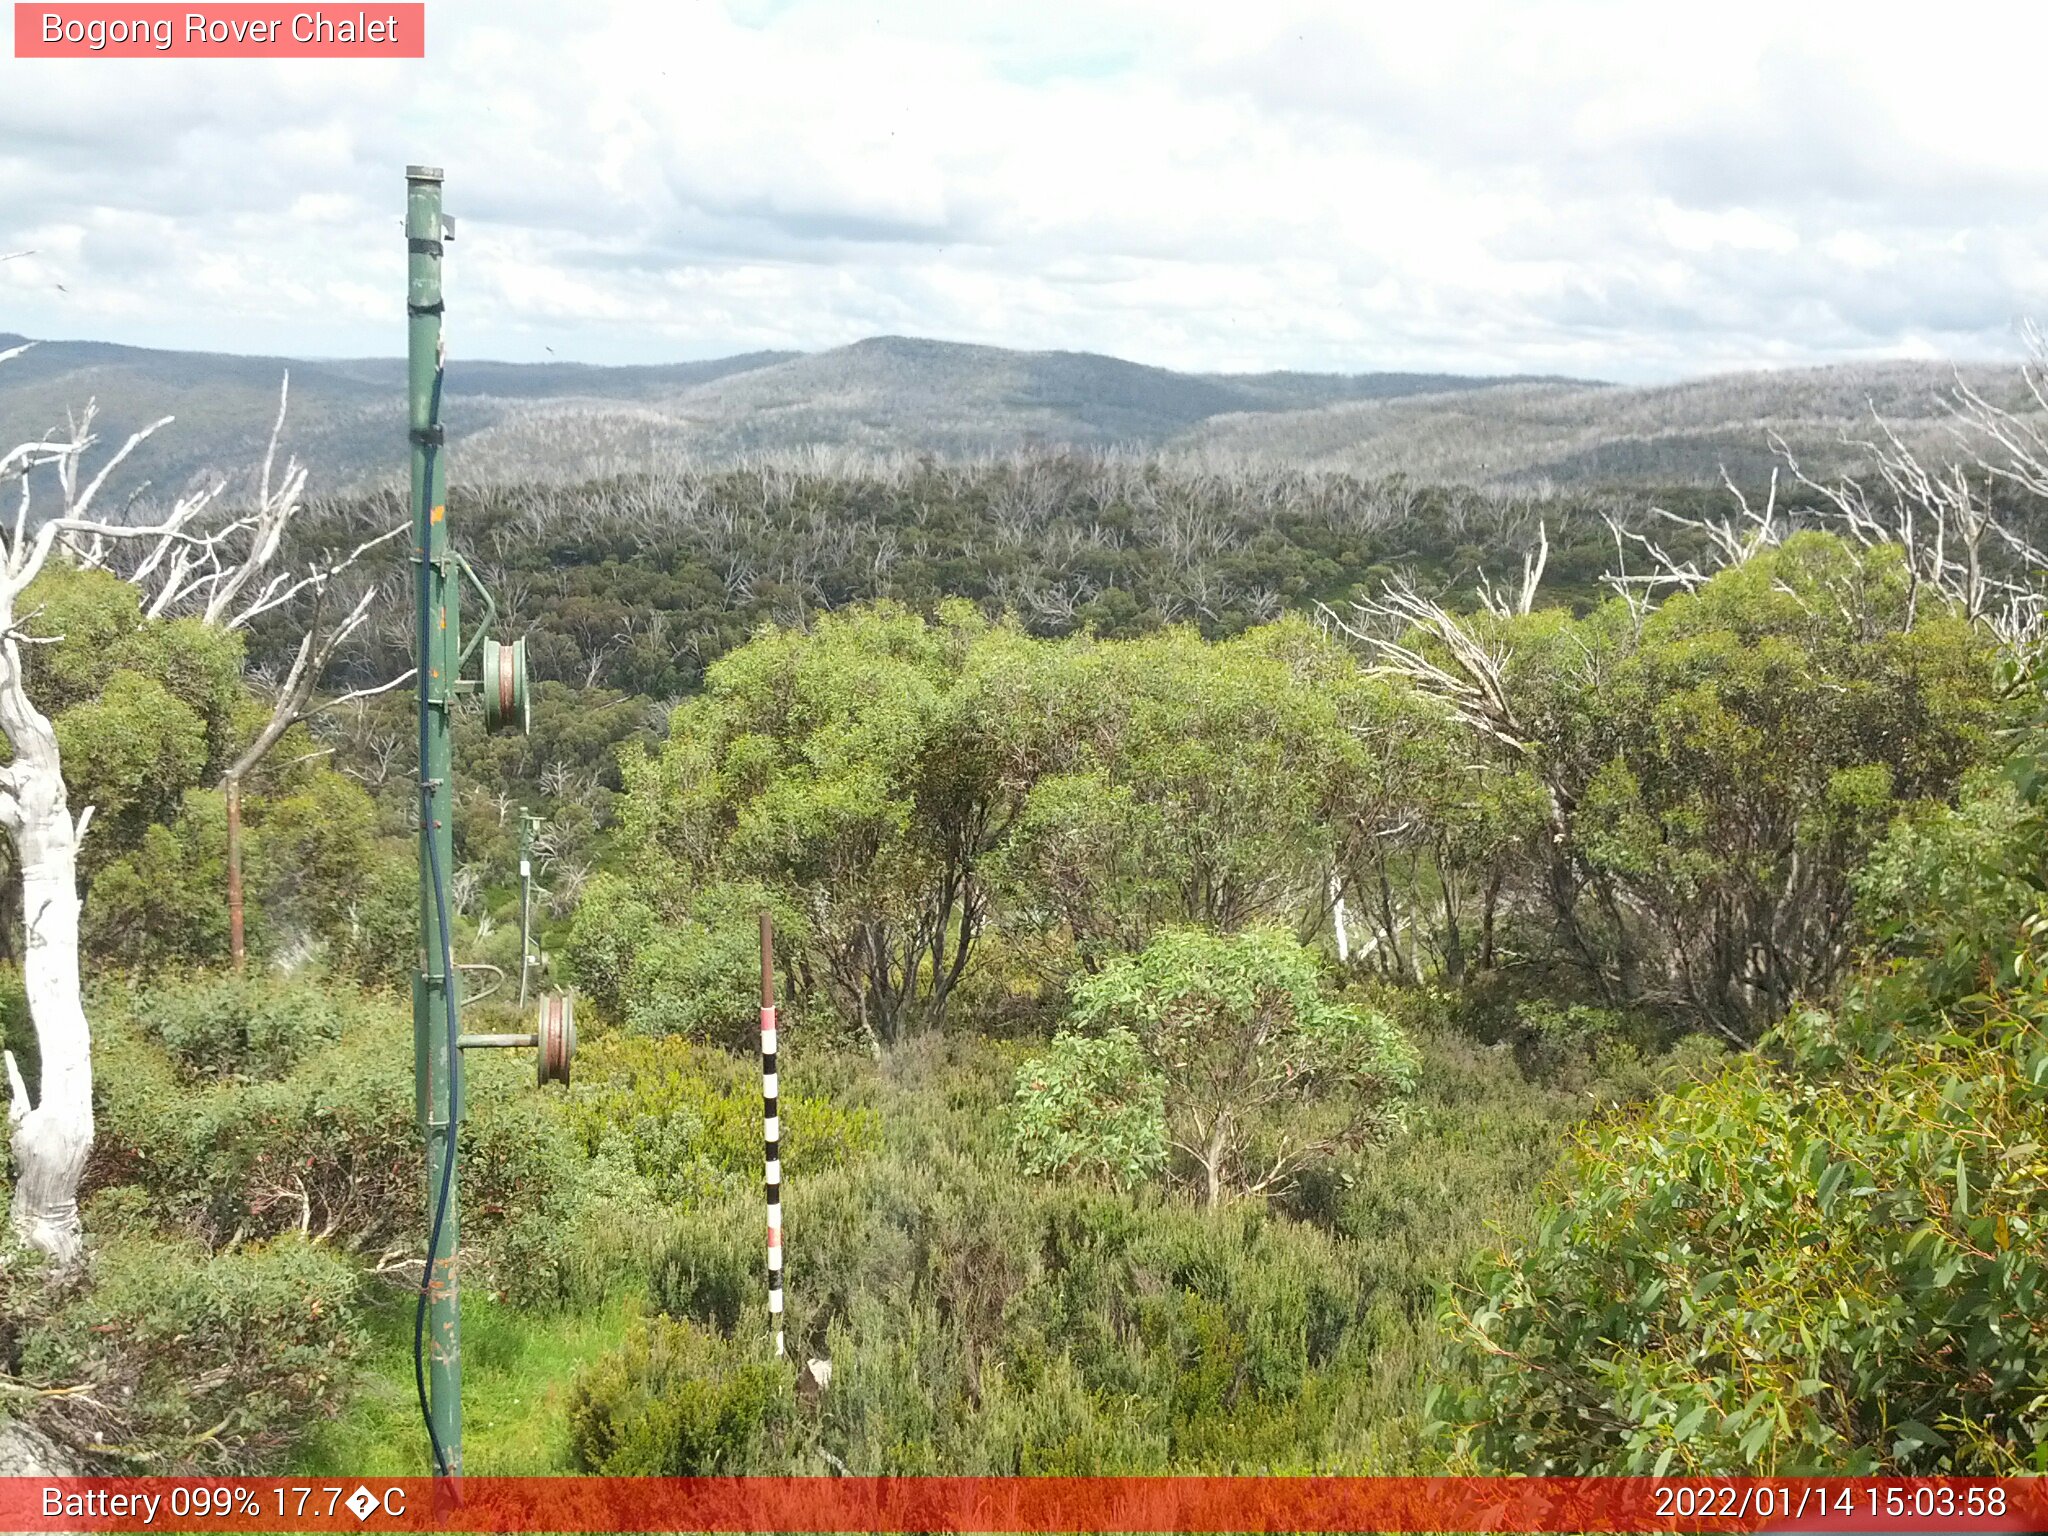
[225,774,245,969]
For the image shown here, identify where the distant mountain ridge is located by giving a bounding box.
[0,329,2028,496]
[0,330,1591,496]
[0,333,809,497]
[1175,361,2038,488]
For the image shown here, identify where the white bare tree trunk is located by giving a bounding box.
[0,637,91,1266]
[1329,872,1350,965]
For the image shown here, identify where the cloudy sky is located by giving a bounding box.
[3,0,2045,382]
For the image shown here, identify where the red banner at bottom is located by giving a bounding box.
[4,1477,2045,1532]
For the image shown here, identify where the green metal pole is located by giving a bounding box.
[407,163,462,1478]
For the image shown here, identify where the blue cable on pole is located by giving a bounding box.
[412,362,459,1483]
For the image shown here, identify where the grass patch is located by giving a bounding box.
[293,1287,641,1476]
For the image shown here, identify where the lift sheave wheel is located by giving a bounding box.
[536,991,575,1086]
[481,636,530,735]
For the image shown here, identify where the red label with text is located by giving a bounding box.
[14,4,424,57]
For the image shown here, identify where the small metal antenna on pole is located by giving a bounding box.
[761,910,784,1359]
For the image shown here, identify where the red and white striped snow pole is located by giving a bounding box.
[760,909,784,1359]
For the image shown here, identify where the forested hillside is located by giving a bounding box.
[0,352,2045,1479]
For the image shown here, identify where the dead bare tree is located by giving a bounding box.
[1476,519,1548,619]
[1336,580,1538,758]
[0,360,399,1258]
[333,716,405,789]
[1767,347,2048,650]
[107,380,414,968]
[219,577,412,967]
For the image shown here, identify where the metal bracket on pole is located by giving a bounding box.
[457,991,574,1087]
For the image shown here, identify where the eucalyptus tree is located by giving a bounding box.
[986,620,1351,976]
[1057,926,1417,1206]
[1433,708,2048,1476]
[618,600,1030,1046]
[1339,456,2012,1039]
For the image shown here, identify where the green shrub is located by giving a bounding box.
[939,926,1061,1039]
[1432,1008,2048,1474]
[1852,762,2041,988]
[1025,1191,1359,1428]
[482,1138,675,1312]
[1504,999,1709,1105]
[953,1351,1171,1474]
[1011,1027,1166,1189]
[0,965,36,1105]
[83,793,232,972]
[85,774,381,974]
[329,854,418,992]
[567,1315,789,1474]
[561,873,658,1023]
[1431,749,2048,1475]
[93,998,407,1248]
[243,768,381,950]
[17,1233,359,1471]
[91,984,576,1255]
[57,673,208,842]
[780,1156,1373,1473]
[562,1034,879,1204]
[623,925,760,1047]
[636,882,802,1046]
[650,1202,758,1336]
[784,1153,1039,1359]
[133,973,345,1081]
[1068,927,1417,1204]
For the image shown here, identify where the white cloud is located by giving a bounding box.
[1,0,2045,380]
